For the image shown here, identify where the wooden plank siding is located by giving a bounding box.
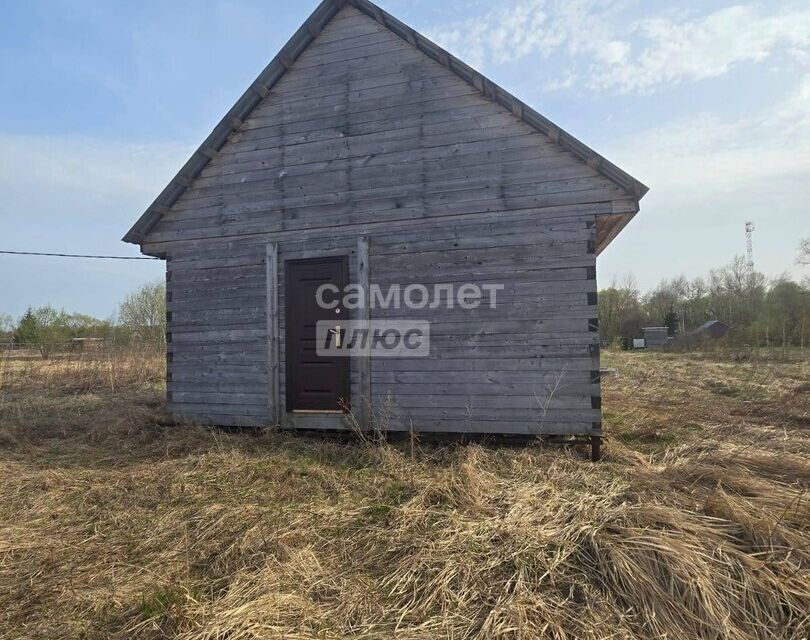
[156,5,612,436]
[163,220,600,434]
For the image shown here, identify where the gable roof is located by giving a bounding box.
[123,0,648,246]
[692,320,731,333]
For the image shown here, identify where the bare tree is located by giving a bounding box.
[118,281,166,346]
[598,274,643,344]
[0,313,13,334]
[798,238,810,266]
[708,256,766,328]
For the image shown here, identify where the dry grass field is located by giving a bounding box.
[0,348,808,639]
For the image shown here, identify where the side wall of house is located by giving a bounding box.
[147,6,626,433]
[366,213,600,435]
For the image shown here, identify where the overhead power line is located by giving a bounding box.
[0,250,159,261]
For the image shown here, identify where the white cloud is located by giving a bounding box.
[0,134,190,213]
[597,75,810,284]
[0,134,193,240]
[607,74,810,191]
[599,6,810,92]
[426,1,810,93]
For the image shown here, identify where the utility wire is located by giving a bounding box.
[0,250,159,260]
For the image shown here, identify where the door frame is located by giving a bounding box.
[283,255,351,414]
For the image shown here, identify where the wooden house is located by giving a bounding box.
[123,0,648,460]
[690,320,731,340]
[643,327,670,348]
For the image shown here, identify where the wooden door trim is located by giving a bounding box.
[266,242,280,425]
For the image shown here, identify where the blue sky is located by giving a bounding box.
[1,0,808,319]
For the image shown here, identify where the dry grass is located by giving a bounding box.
[0,349,808,639]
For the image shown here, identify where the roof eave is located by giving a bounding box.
[594,199,641,255]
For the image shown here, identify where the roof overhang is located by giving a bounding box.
[594,199,640,255]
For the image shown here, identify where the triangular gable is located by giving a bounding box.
[123,0,647,246]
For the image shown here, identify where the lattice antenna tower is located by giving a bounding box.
[745,222,755,269]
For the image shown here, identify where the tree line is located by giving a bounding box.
[599,248,810,348]
[0,281,165,357]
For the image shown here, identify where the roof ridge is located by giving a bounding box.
[123,0,647,245]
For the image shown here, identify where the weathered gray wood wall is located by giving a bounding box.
[145,6,627,435]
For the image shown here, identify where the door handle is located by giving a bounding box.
[329,326,342,348]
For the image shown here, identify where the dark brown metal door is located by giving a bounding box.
[285,257,350,412]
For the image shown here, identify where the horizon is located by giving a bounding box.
[1,0,808,318]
